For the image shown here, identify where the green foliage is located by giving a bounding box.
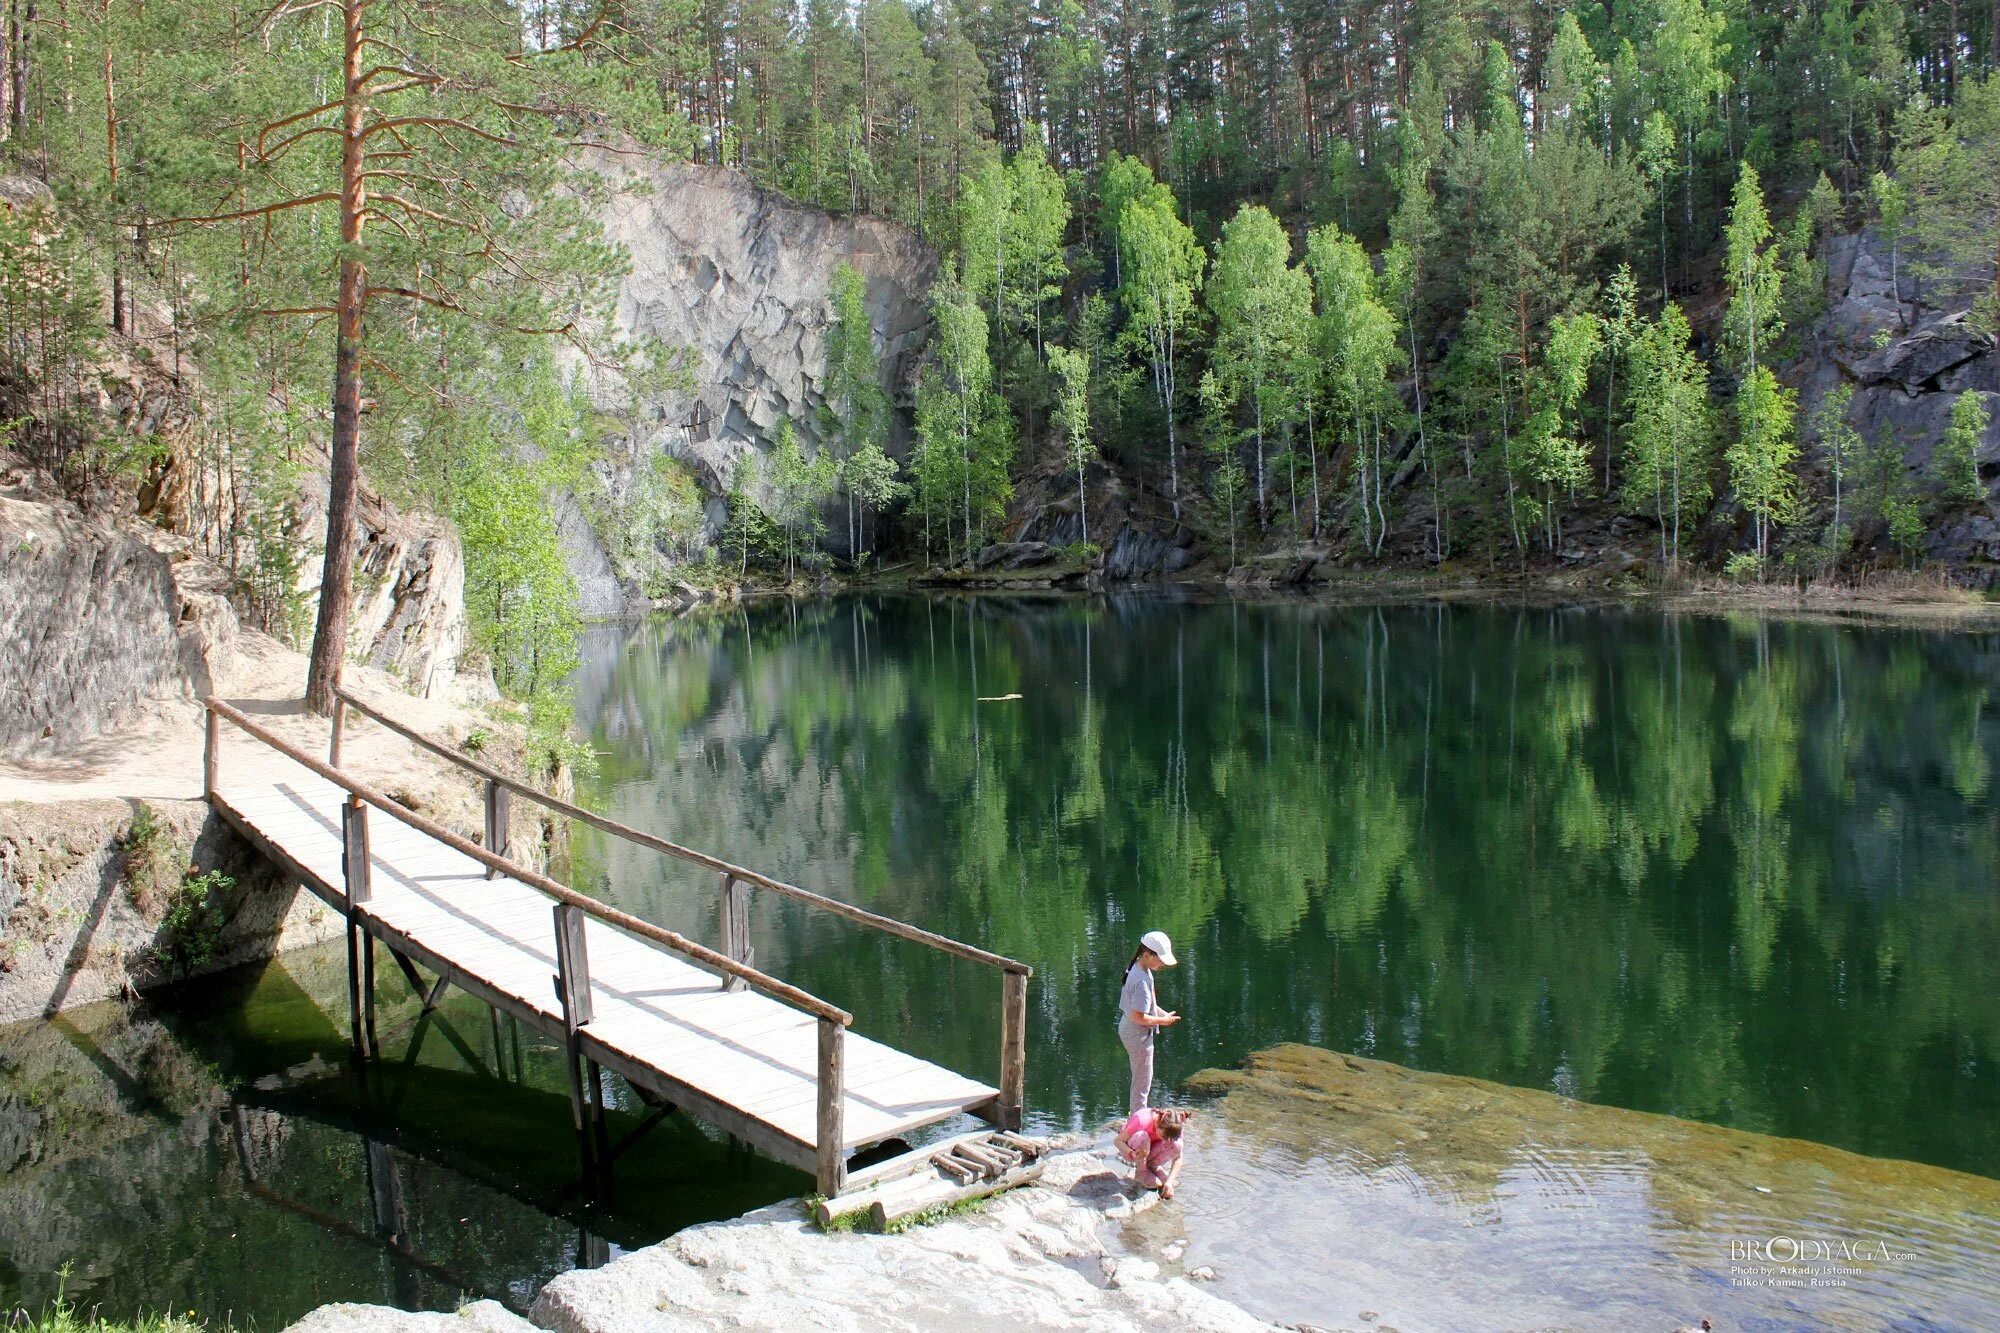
[1935,391,1990,506]
[119,803,175,906]
[449,359,590,777]
[1306,222,1401,550]
[1724,162,1785,375]
[1727,367,1802,567]
[1810,383,1864,563]
[767,419,840,581]
[721,452,778,577]
[160,870,234,976]
[1621,303,1714,572]
[1047,343,1094,544]
[1860,424,1922,555]
[1209,205,1311,523]
[18,1270,224,1332]
[620,453,710,590]
[0,202,105,489]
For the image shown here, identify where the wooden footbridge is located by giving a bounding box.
[201,689,1030,1200]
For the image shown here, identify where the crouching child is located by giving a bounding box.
[1114,1106,1191,1199]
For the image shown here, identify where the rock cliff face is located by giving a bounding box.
[0,493,217,758]
[1803,228,2000,576]
[567,156,936,598]
[0,798,339,1023]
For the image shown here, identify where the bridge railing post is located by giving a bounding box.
[342,796,372,906]
[553,902,603,1179]
[341,796,373,1059]
[1000,969,1027,1131]
[203,706,221,800]
[815,1017,846,1198]
[483,778,511,880]
[718,874,749,991]
[329,694,347,768]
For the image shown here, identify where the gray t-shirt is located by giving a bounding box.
[1118,963,1157,1031]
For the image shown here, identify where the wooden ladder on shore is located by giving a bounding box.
[201,688,1032,1201]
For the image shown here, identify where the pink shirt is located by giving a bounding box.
[1121,1108,1182,1175]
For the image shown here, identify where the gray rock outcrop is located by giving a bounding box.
[0,494,209,757]
[526,1147,1269,1333]
[567,155,936,588]
[1803,228,2000,575]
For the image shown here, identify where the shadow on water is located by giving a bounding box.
[0,940,801,1328]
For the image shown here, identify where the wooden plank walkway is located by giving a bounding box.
[203,695,1025,1198]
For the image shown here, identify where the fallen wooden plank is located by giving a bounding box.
[869,1159,1045,1230]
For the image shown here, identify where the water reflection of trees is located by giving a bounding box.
[573,597,2000,1176]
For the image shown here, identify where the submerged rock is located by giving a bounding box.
[1162,1044,2000,1332]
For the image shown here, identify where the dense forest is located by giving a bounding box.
[1,0,1997,743]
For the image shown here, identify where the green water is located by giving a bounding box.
[5,592,1997,1328]
[0,948,801,1327]
[569,594,2000,1177]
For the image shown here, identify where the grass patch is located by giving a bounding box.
[15,1272,232,1332]
[882,1194,992,1235]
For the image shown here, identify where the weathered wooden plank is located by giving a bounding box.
[868,1159,1044,1231]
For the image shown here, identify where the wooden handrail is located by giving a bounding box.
[203,697,852,1026]
[334,685,1032,977]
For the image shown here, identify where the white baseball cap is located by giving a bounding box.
[1140,930,1177,966]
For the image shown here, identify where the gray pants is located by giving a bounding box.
[1119,1021,1153,1112]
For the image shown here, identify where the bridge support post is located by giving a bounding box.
[815,1017,846,1198]
[1000,969,1027,1131]
[718,874,749,991]
[342,797,373,1061]
[553,902,600,1183]
[483,779,511,879]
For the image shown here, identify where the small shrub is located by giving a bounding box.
[1723,551,1763,581]
[119,803,176,910]
[160,870,234,976]
[1055,541,1102,566]
[461,727,492,754]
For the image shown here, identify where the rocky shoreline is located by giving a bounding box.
[284,1143,1273,1333]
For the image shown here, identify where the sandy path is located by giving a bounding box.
[0,629,505,806]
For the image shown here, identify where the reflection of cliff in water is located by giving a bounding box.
[0,942,799,1328]
[1148,1045,2000,1331]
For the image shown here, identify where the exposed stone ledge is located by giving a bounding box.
[283,1146,1273,1332]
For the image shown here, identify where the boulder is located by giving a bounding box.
[1104,524,1196,580]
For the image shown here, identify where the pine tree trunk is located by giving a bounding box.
[304,0,368,718]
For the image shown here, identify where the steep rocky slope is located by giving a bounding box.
[1804,228,2000,572]
[563,157,937,610]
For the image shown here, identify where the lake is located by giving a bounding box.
[570,593,2000,1177]
[4,593,1996,1327]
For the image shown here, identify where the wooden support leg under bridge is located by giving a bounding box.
[202,690,1037,1209]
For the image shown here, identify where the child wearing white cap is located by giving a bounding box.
[1117,929,1179,1112]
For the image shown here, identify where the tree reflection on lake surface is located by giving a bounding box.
[573,595,2000,1179]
